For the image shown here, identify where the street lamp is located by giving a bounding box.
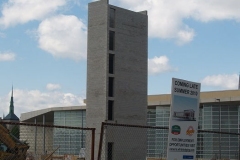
[215,98,221,160]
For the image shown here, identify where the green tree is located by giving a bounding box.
[10,125,19,139]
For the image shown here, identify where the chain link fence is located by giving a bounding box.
[98,122,240,160]
[0,121,95,160]
[1,121,239,160]
[197,130,239,160]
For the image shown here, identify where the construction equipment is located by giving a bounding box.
[0,123,29,160]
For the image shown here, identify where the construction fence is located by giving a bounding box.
[98,122,240,160]
[0,121,95,160]
[1,121,240,160]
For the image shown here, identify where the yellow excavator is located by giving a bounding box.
[0,123,29,160]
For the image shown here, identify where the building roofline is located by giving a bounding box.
[20,105,86,122]
[148,89,240,106]
[21,89,240,121]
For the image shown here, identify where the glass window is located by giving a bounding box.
[221,107,228,111]
[204,106,211,111]
[108,77,114,97]
[108,100,114,120]
[109,8,115,28]
[212,115,219,119]
[108,142,113,160]
[229,107,238,111]
[204,116,211,120]
[221,124,231,128]
[212,112,219,115]
[108,54,114,74]
[229,129,238,133]
[212,107,219,111]
[229,120,238,124]
[212,124,219,129]
[109,31,115,51]
[203,112,211,116]
[229,111,237,115]
[53,110,86,155]
[221,111,228,115]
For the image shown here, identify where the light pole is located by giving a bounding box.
[216,99,221,160]
[81,110,84,148]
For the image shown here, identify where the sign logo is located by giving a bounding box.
[171,125,181,135]
[186,126,194,136]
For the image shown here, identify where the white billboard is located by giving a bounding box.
[167,78,201,160]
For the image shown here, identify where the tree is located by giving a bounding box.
[10,125,19,139]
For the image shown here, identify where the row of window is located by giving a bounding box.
[203,105,239,111]
[107,8,116,123]
[147,106,240,158]
[108,8,115,160]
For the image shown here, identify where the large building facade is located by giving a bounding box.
[20,90,240,159]
[86,0,148,159]
[147,90,240,159]
[20,106,86,156]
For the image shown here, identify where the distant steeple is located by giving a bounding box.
[10,85,14,114]
[3,86,19,121]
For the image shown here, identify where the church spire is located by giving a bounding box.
[3,86,19,121]
[10,85,14,114]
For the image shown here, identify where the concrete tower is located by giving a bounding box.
[86,0,148,159]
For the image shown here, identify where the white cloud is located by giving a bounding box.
[0,52,15,61]
[0,0,67,28]
[37,15,87,61]
[0,89,85,118]
[148,56,177,75]
[46,83,61,91]
[201,74,239,89]
[113,0,240,44]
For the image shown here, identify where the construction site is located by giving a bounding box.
[1,120,240,160]
[0,120,91,160]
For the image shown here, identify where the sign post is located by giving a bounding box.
[167,78,201,160]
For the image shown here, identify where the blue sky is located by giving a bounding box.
[0,0,240,117]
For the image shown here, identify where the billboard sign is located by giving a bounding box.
[167,78,201,160]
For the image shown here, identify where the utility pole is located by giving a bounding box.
[216,99,221,160]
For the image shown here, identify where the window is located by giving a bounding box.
[108,54,114,74]
[108,100,114,120]
[109,31,115,51]
[109,8,115,28]
[108,142,113,160]
[108,77,114,97]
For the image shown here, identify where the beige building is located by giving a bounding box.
[20,89,240,159]
[20,106,86,157]
[147,90,240,159]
